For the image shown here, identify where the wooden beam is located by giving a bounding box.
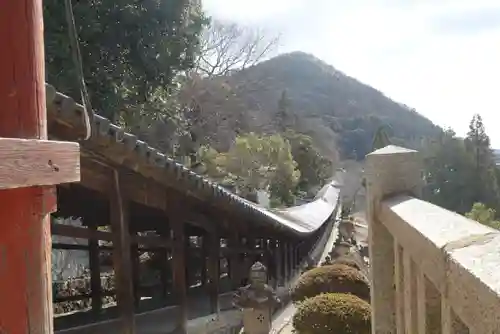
[78,156,220,233]
[110,170,135,334]
[79,157,112,193]
[0,137,80,189]
[220,247,265,255]
[51,222,172,248]
[51,223,113,242]
[133,234,172,248]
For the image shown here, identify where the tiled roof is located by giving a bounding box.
[46,83,341,237]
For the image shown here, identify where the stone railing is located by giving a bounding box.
[366,145,500,334]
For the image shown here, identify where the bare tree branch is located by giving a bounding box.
[195,19,281,77]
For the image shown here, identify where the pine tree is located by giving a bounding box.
[465,114,500,211]
[371,125,392,152]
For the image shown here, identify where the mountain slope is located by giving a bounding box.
[190,51,441,160]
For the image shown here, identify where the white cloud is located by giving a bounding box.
[203,0,500,146]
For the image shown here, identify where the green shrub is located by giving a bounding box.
[293,293,371,334]
[291,264,370,303]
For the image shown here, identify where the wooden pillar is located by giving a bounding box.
[89,224,102,315]
[201,236,208,287]
[171,217,188,333]
[294,245,300,267]
[158,227,171,302]
[288,242,294,278]
[269,240,277,288]
[246,237,256,255]
[290,243,296,276]
[282,241,289,284]
[130,230,140,309]
[263,239,272,281]
[244,237,256,284]
[207,232,220,313]
[0,0,53,332]
[274,240,283,286]
[228,230,241,290]
[110,170,135,334]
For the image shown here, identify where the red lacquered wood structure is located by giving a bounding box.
[0,1,80,333]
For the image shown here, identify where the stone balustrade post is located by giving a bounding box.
[366,145,422,334]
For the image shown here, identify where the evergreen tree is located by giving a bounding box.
[360,124,392,189]
[466,114,491,170]
[371,125,392,152]
[422,129,476,213]
[276,90,293,132]
[464,114,500,211]
[44,0,208,121]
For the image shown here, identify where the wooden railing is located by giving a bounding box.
[366,145,500,333]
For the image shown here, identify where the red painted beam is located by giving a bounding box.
[0,0,54,333]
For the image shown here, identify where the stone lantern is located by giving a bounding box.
[332,241,353,259]
[233,261,280,334]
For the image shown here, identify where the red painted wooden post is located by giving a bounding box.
[0,1,80,332]
[0,0,53,333]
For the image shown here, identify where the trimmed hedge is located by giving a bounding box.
[291,264,370,302]
[293,293,371,334]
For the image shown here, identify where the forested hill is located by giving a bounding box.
[191,51,441,160]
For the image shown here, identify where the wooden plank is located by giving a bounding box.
[0,137,80,189]
[109,169,136,334]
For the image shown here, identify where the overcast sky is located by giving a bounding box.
[203,0,500,147]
